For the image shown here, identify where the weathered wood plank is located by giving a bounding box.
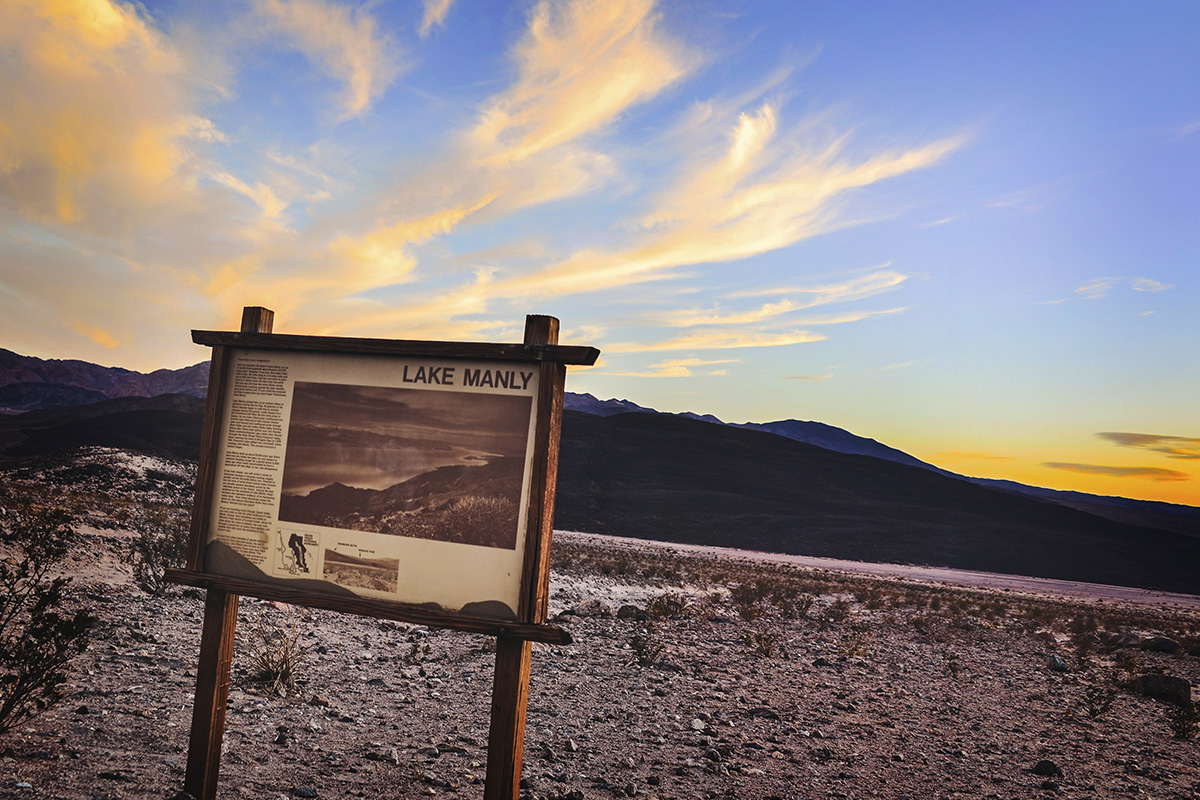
[184,589,238,800]
[164,570,571,644]
[191,329,599,365]
[484,636,533,800]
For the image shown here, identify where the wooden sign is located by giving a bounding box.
[166,307,598,800]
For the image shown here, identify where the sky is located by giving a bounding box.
[1,0,1198,505]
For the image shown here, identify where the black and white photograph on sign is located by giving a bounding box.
[322,547,400,594]
[278,382,532,549]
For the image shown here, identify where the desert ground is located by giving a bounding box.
[1,450,1198,800]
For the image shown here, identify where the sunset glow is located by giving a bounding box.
[2,0,1197,504]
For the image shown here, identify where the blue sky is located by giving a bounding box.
[1,0,1197,503]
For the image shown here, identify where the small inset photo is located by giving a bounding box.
[322,547,400,594]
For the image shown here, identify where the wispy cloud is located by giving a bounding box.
[607,329,825,353]
[1042,462,1189,482]
[1097,432,1200,460]
[1076,276,1174,299]
[728,268,906,301]
[609,357,737,377]
[419,0,454,38]
[469,0,693,166]
[918,214,962,228]
[255,0,402,120]
[784,373,833,381]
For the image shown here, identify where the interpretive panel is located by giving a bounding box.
[204,347,540,619]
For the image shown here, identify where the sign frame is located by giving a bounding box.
[166,307,598,800]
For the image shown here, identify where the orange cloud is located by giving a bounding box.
[1097,432,1200,460]
[469,0,692,166]
[1042,463,1188,482]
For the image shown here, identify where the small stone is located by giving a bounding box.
[572,599,613,618]
[1140,636,1182,654]
[617,605,649,621]
[1031,760,1063,778]
[690,718,706,731]
[292,787,318,798]
[418,746,441,758]
[1046,654,1069,672]
[309,694,330,707]
[367,677,387,687]
[747,706,779,719]
[1040,779,1059,791]
[15,782,32,790]
[624,781,637,796]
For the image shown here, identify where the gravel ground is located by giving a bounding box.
[2,525,1199,800]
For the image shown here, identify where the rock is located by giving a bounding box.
[1040,779,1059,791]
[1140,636,1182,654]
[1046,654,1069,672]
[309,694,330,707]
[14,783,32,790]
[367,677,388,687]
[418,746,441,758]
[167,792,197,800]
[573,599,613,617]
[617,604,649,621]
[292,787,318,798]
[747,706,779,719]
[1031,760,1063,778]
[1128,673,1193,706]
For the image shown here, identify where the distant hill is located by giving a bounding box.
[0,393,205,460]
[563,392,1200,537]
[2,351,1198,591]
[554,410,1200,594]
[0,349,207,413]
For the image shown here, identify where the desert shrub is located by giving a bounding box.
[648,591,690,619]
[630,627,665,667]
[0,492,96,738]
[1112,650,1141,678]
[1166,702,1199,740]
[1082,684,1117,719]
[744,629,780,658]
[131,504,189,595]
[840,625,874,659]
[245,606,311,696]
[818,598,853,629]
[944,650,961,679]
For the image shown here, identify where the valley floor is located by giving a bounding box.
[2,526,1199,800]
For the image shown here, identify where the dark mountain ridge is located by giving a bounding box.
[0,348,208,413]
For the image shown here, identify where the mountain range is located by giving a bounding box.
[2,351,1197,592]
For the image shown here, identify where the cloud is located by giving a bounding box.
[0,0,219,228]
[881,360,916,370]
[796,307,905,325]
[419,0,453,38]
[1131,277,1173,293]
[784,373,833,381]
[1076,276,1174,299]
[1075,277,1123,299]
[497,106,959,300]
[255,0,402,120]
[1042,463,1189,482]
[609,356,737,377]
[607,329,825,353]
[1172,119,1200,139]
[1097,432,1200,460]
[918,214,962,228]
[728,268,906,302]
[935,450,1013,462]
[469,0,693,166]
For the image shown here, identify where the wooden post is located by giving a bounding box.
[184,306,274,800]
[483,314,562,800]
